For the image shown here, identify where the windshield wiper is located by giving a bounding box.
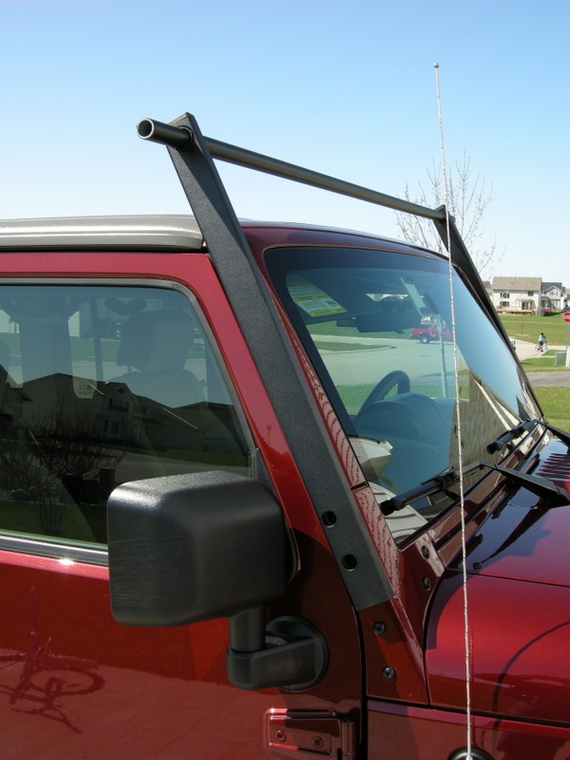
[480,460,570,507]
[486,419,537,453]
[539,419,570,447]
[487,418,570,454]
[381,457,570,516]
[381,461,482,516]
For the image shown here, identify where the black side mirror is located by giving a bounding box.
[107,470,292,627]
[107,470,328,690]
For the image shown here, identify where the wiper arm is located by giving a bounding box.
[480,460,570,507]
[539,419,570,448]
[487,418,570,454]
[381,457,570,516]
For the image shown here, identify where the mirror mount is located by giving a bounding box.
[227,614,329,691]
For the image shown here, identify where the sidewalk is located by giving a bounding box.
[510,339,568,362]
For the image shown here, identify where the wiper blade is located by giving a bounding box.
[381,461,483,516]
[487,418,570,454]
[381,457,570,516]
[486,419,536,453]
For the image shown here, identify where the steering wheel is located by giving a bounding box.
[358,370,411,414]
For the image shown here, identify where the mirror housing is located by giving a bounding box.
[107,471,292,627]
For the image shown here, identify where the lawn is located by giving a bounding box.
[500,320,570,429]
[532,387,570,431]
[500,313,570,346]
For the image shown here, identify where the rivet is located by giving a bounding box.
[373,621,387,636]
[421,545,430,559]
[341,554,357,570]
[312,737,324,749]
[382,666,397,680]
[274,730,286,743]
[322,511,337,527]
[422,576,431,590]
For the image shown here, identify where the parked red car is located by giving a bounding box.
[411,317,453,343]
[0,113,569,759]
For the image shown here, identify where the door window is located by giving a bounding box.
[0,283,250,548]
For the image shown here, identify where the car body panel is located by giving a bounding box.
[0,244,363,757]
[0,216,568,758]
[426,440,570,727]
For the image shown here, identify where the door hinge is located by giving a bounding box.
[265,709,357,760]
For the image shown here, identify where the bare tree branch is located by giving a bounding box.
[395,152,504,278]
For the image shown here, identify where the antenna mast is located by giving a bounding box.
[434,61,473,759]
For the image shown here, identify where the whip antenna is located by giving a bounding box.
[434,61,473,758]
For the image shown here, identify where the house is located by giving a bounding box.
[490,277,542,314]
[541,282,565,313]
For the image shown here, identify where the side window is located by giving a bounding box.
[0,284,250,548]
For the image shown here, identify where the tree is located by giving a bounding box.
[395,152,503,278]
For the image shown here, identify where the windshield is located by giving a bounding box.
[265,246,541,541]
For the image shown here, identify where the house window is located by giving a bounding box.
[527,291,534,297]
[500,292,509,299]
[500,301,509,308]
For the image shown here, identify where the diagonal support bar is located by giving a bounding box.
[139,112,394,610]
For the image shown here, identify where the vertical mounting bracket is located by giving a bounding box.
[138,112,394,610]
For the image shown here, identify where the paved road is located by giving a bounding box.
[317,336,570,388]
[525,371,570,387]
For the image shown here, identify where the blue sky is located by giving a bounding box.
[1,0,568,283]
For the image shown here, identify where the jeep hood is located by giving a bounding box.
[426,445,570,725]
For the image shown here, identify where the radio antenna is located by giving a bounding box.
[434,61,473,758]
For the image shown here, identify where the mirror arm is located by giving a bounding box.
[227,614,329,691]
[228,605,267,652]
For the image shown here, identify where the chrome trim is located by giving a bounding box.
[0,533,108,566]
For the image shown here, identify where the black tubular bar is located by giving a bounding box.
[140,112,394,610]
[138,117,445,221]
[138,116,511,369]
[137,118,193,150]
[204,137,446,221]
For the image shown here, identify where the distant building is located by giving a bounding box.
[490,277,542,314]
[490,277,567,315]
[541,282,565,313]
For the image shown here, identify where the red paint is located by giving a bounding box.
[1,221,569,757]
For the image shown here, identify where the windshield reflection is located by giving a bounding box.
[266,246,541,541]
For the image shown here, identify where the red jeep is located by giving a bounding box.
[0,113,569,759]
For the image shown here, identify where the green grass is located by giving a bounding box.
[501,318,570,428]
[533,387,570,430]
[500,314,570,346]
[521,351,570,371]
[0,499,101,543]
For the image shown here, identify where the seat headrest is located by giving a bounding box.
[116,311,194,372]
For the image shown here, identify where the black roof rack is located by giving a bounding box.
[134,112,503,611]
[137,114,505,339]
